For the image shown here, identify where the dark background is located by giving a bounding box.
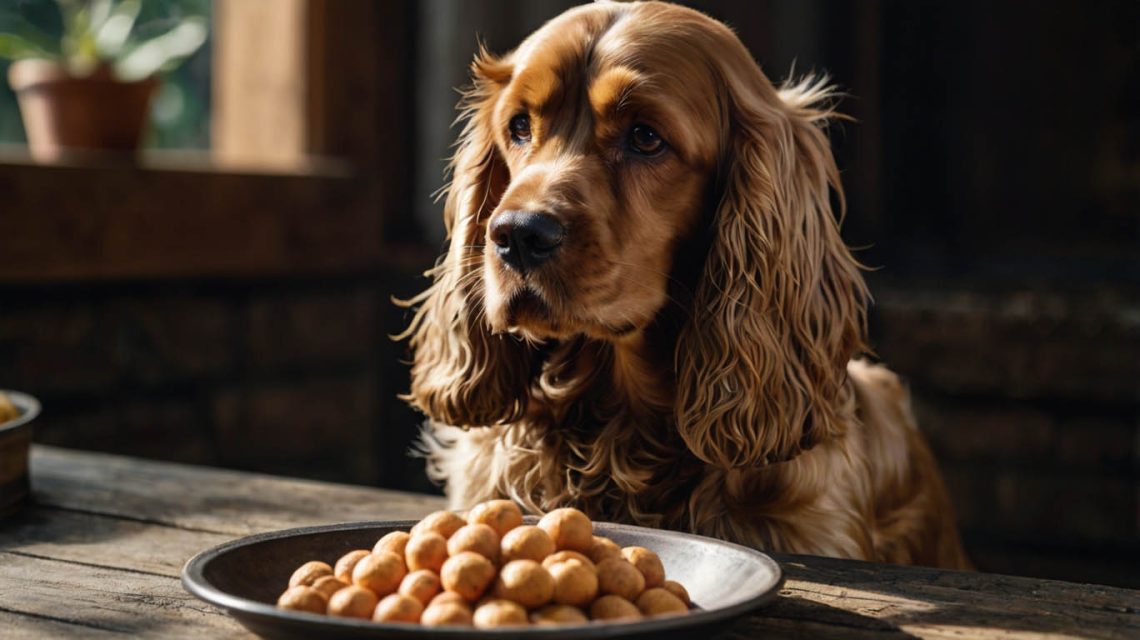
[1,1,1136,588]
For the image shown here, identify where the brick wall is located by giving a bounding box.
[0,274,436,492]
[869,281,1140,587]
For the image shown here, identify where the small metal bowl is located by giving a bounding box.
[183,520,783,639]
[0,390,41,516]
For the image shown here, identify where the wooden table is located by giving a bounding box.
[2,446,1137,639]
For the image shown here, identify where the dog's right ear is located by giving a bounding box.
[398,48,533,428]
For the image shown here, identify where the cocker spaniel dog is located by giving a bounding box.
[401,0,969,569]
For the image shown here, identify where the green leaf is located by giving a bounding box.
[0,32,57,61]
[113,15,206,81]
[96,0,141,58]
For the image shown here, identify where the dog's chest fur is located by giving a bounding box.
[419,336,883,560]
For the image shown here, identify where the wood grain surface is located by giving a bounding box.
[1,446,1136,639]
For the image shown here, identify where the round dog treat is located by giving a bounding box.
[492,559,554,608]
[421,601,473,627]
[596,557,646,601]
[406,532,448,573]
[310,575,348,601]
[587,536,623,564]
[277,585,326,614]
[537,508,593,552]
[636,587,688,617]
[372,593,424,623]
[288,560,333,588]
[447,523,500,562]
[352,551,407,597]
[398,569,441,606]
[662,579,691,606]
[373,531,411,557]
[589,594,641,621]
[333,550,371,583]
[622,546,666,588]
[530,603,589,625]
[429,591,468,608]
[542,550,595,571]
[500,525,555,563]
[473,599,528,628]
[327,585,379,619]
[411,510,466,539]
[549,559,598,607]
[467,499,524,537]
[440,551,496,601]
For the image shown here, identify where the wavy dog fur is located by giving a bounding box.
[400,1,969,568]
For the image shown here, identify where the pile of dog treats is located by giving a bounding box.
[277,500,692,627]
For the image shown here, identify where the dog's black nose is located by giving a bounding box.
[489,211,565,273]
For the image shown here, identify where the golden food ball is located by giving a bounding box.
[542,550,595,572]
[447,523,500,562]
[405,532,448,573]
[662,579,691,606]
[276,585,326,614]
[288,560,333,588]
[372,593,424,623]
[622,546,666,589]
[373,531,411,557]
[549,559,598,607]
[310,575,348,601]
[589,594,642,621]
[440,551,496,601]
[596,558,646,601]
[492,559,554,608]
[411,510,466,539]
[467,499,524,537]
[333,550,371,583]
[0,393,17,424]
[352,551,407,597]
[473,599,528,628]
[327,585,379,619]
[420,601,473,627]
[500,525,556,563]
[587,536,623,564]
[537,508,593,552]
[636,587,688,617]
[398,569,441,606]
[530,604,589,625]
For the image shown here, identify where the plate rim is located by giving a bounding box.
[182,519,784,638]
[0,390,41,432]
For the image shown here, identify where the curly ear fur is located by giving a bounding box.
[674,58,870,468]
[398,49,533,428]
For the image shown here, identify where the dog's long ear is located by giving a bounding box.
[674,51,869,468]
[399,48,533,428]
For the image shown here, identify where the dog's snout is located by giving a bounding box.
[489,211,565,273]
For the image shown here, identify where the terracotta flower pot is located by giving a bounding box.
[8,59,159,162]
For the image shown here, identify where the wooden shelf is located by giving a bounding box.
[0,156,391,282]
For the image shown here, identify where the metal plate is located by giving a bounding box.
[183,520,783,639]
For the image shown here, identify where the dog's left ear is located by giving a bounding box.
[674,51,869,468]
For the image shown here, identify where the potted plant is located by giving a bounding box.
[0,0,207,161]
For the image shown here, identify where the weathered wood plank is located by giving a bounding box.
[0,552,251,638]
[0,609,122,639]
[2,505,232,578]
[29,445,447,536]
[770,555,1140,640]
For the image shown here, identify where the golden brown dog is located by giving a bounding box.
[401,0,969,568]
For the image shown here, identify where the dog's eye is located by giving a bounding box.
[629,124,665,156]
[509,114,532,143]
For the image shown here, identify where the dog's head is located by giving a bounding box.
[404,1,868,467]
